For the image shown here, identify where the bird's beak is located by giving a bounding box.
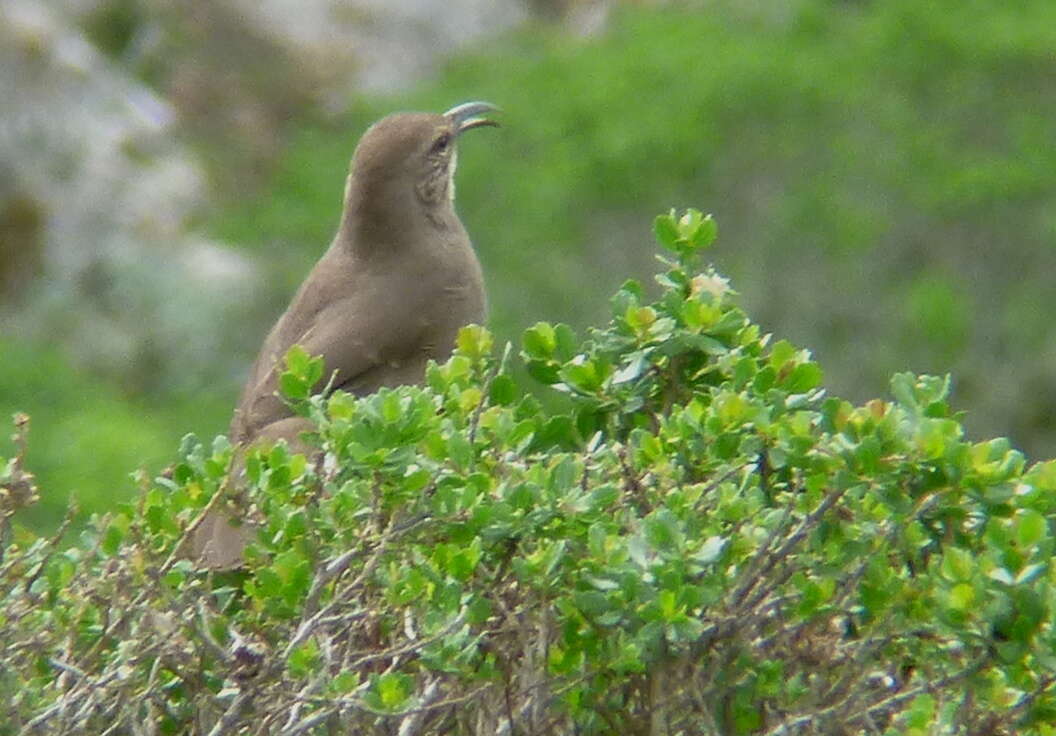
[445,101,500,135]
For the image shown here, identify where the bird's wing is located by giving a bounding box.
[232,285,429,441]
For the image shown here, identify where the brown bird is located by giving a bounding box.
[192,102,498,568]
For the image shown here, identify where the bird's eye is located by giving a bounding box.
[431,133,451,154]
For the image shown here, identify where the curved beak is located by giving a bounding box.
[445,101,500,135]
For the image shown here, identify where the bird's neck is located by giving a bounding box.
[336,176,459,258]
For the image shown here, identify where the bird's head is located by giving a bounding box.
[345,102,499,222]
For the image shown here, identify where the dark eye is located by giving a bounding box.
[431,133,451,154]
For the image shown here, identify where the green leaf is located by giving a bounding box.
[523,322,557,358]
[1016,509,1047,548]
[905,694,936,729]
[947,583,975,612]
[855,436,882,475]
[532,416,582,449]
[768,340,797,370]
[285,344,311,375]
[784,362,823,393]
[589,483,620,510]
[686,212,718,250]
[456,324,493,360]
[287,638,320,678]
[644,509,684,552]
[890,372,919,409]
[525,359,560,385]
[279,372,309,400]
[653,210,680,249]
[1025,459,1056,491]
[560,361,602,393]
[375,672,412,710]
[447,433,474,470]
[251,568,283,600]
[574,590,611,617]
[916,418,962,459]
[444,545,479,581]
[554,324,578,361]
[306,355,324,387]
[489,374,517,405]
[101,515,129,555]
[268,441,290,468]
[940,547,974,582]
[330,670,360,694]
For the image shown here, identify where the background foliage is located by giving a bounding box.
[3,0,1055,532]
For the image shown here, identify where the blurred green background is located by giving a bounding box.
[3,0,1055,532]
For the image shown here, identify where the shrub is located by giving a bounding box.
[3,211,1055,734]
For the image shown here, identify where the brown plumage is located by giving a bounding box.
[193,102,498,568]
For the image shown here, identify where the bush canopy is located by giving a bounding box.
[3,211,1055,734]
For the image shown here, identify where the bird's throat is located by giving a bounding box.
[339,177,457,257]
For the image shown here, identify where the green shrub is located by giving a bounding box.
[4,212,1055,734]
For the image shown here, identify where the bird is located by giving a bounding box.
[192,102,498,568]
